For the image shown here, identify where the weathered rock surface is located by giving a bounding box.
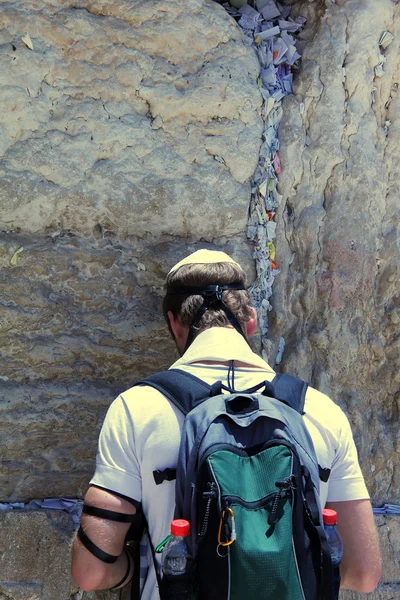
[0,0,398,597]
[0,509,131,599]
[269,0,399,506]
[0,0,262,238]
[0,381,119,500]
[0,511,397,599]
[0,0,260,500]
[0,510,74,600]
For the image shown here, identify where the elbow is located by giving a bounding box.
[348,566,381,594]
[71,558,107,592]
[356,578,380,594]
[71,567,101,592]
[361,570,381,594]
[71,565,92,592]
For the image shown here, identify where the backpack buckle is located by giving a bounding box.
[153,468,177,485]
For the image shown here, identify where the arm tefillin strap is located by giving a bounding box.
[78,504,138,563]
[82,503,137,523]
[77,526,119,564]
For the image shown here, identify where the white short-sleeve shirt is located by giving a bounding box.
[91,327,369,600]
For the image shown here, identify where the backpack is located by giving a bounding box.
[135,368,333,600]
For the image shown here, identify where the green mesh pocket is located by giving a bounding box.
[208,445,304,600]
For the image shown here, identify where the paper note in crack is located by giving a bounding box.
[256,0,281,20]
[239,4,261,30]
[379,31,394,50]
[257,26,280,41]
[272,37,288,64]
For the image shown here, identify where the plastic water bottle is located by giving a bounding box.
[160,519,194,600]
[323,508,343,600]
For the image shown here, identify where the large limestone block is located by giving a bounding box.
[0,0,261,502]
[0,509,129,599]
[0,381,118,500]
[0,510,74,600]
[0,0,262,239]
[0,511,396,600]
[0,234,254,386]
[0,233,255,500]
[341,586,400,600]
[268,0,399,504]
[376,514,400,586]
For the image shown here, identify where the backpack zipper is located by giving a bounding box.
[268,475,296,525]
[199,482,217,537]
[220,474,295,540]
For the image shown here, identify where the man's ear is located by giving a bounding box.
[167,311,189,355]
[245,307,258,339]
[167,311,185,343]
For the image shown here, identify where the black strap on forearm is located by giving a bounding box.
[82,503,137,522]
[110,548,133,590]
[77,526,119,564]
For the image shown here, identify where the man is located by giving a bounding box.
[71,249,381,598]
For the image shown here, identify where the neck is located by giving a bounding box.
[192,359,263,369]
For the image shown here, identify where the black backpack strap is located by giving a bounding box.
[135,370,213,488]
[270,373,308,415]
[130,514,162,600]
[134,368,212,416]
[302,467,333,600]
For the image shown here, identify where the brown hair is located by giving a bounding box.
[163,262,253,339]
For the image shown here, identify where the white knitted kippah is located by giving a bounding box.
[168,249,240,276]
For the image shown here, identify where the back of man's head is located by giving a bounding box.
[163,250,253,344]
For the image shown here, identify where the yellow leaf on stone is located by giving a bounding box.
[22,34,34,50]
[10,247,24,265]
[267,242,276,261]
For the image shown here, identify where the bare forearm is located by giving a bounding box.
[326,500,381,593]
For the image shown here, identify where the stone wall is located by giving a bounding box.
[0,0,260,501]
[0,511,398,599]
[268,0,399,507]
[0,0,398,598]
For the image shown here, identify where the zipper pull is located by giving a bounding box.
[199,483,217,538]
[268,477,294,526]
[268,489,283,526]
[202,482,217,499]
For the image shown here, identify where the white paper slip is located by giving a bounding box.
[257,0,281,20]
[257,26,280,40]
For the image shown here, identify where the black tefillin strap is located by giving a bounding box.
[168,283,250,351]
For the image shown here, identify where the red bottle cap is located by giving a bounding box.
[322,509,338,525]
[171,519,190,537]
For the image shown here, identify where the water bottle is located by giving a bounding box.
[322,508,343,600]
[160,519,194,600]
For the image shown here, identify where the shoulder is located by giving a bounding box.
[303,385,353,454]
[108,383,184,430]
[98,382,184,466]
[304,385,348,427]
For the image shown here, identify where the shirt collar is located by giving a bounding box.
[170,327,275,373]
